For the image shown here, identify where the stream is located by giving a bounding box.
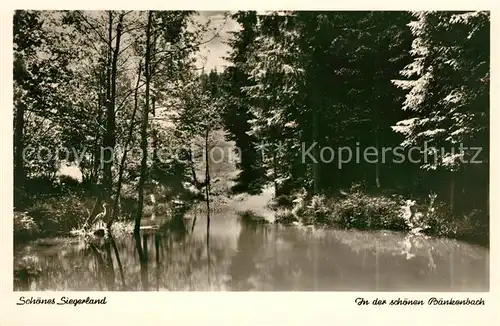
[13,194,489,291]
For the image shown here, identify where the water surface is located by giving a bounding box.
[14,203,489,291]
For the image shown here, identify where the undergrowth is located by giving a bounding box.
[272,186,488,247]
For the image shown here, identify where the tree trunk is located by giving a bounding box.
[101,11,112,187]
[205,128,211,230]
[312,106,319,195]
[105,12,113,102]
[14,100,25,208]
[272,149,278,196]
[135,11,153,234]
[450,171,455,215]
[104,12,124,228]
[375,132,381,189]
[204,127,211,279]
[92,66,107,185]
[152,95,158,171]
[91,127,100,183]
[111,61,142,224]
[373,53,382,190]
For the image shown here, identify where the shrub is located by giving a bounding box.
[394,195,488,246]
[422,205,488,246]
[450,209,489,245]
[298,191,405,231]
[56,175,82,191]
[274,195,294,208]
[333,192,405,230]
[14,212,40,241]
[24,194,94,237]
[273,187,487,246]
[274,210,297,224]
[302,195,332,225]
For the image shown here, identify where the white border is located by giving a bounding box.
[1,1,498,325]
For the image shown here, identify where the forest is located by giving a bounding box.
[219,11,489,245]
[13,10,490,291]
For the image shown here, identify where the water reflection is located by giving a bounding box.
[14,210,489,291]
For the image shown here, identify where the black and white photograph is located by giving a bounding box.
[11,8,490,294]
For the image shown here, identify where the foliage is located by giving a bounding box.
[282,189,488,246]
[221,11,266,194]
[322,193,405,230]
[13,11,489,247]
[14,212,40,241]
[221,10,489,242]
[24,194,95,236]
[422,205,488,245]
[222,11,416,196]
[392,11,489,213]
[16,192,139,239]
[392,11,489,169]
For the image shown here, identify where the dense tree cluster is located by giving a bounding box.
[13,10,489,234]
[13,10,222,232]
[221,11,489,217]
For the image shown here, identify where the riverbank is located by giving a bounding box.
[238,187,489,248]
[13,188,190,244]
[14,191,133,243]
[14,184,489,248]
[14,194,490,292]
